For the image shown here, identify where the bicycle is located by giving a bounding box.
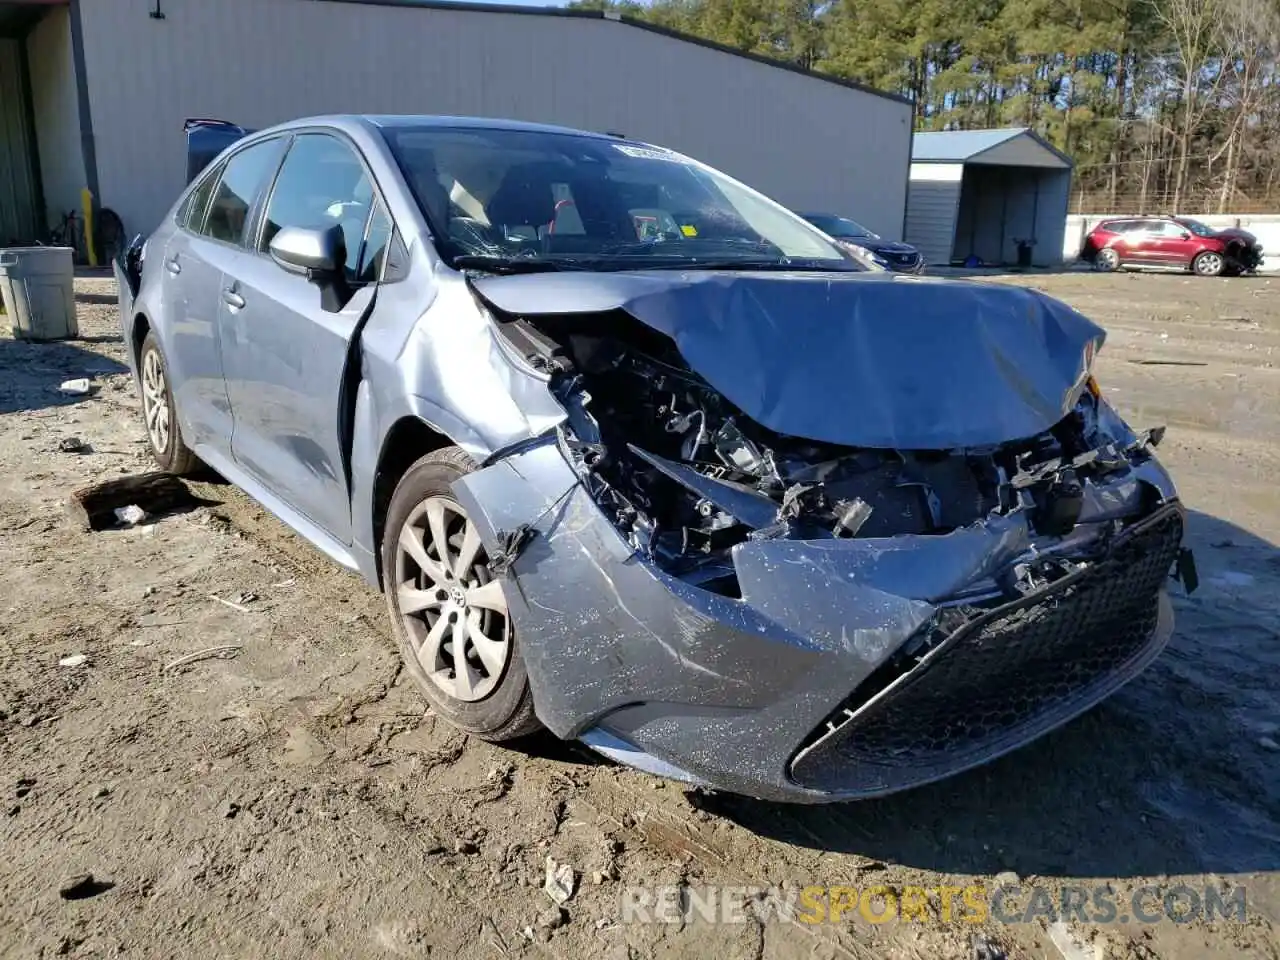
[48,209,84,260]
[43,206,126,266]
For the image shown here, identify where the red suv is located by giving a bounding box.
[1081,216,1264,277]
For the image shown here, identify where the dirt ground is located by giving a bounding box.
[1,269,1278,960]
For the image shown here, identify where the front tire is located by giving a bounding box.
[381,446,541,742]
[138,331,199,475]
[1193,251,1225,277]
[1095,247,1120,272]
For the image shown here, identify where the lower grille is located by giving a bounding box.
[790,504,1184,794]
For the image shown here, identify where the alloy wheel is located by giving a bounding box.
[394,495,511,702]
[1096,249,1119,271]
[1195,252,1223,276]
[141,349,170,454]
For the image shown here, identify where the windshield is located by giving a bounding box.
[380,125,860,272]
[1177,218,1216,238]
[801,214,877,240]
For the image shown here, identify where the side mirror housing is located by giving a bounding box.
[269,224,344,276]
[269,224,352,312]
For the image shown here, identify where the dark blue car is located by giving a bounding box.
[800,212,925,273]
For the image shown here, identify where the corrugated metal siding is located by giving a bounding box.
[952,166,1070,266]
[0,37,39,242]
[904,163,962,265]
[1033,169,1070,265]
[76,0,912,239]
[26,6,83,233]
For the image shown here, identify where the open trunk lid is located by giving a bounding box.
[185,118,254,184]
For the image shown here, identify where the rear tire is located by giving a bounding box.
[138,331,199,475]
[1193,251,1225,277]
[381,446,541,742]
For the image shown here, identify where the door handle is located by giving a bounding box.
[165,255,181,276]
[221,289,245,310]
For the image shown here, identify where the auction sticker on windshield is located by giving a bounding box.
[613,143,690,162]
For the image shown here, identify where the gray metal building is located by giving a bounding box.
[904,128,1073,268]
[1,0,912,247]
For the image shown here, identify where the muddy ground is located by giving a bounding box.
[1,270,1278,960]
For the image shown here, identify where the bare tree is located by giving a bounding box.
[1150,0,1225,210]
[1213,0,1280,210]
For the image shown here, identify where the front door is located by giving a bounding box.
[218,132,392,542]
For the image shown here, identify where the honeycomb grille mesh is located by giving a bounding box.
[791,506,1183,792]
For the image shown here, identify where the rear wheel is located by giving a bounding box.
[138,331,199,475]
[1193,250,1224,277]
[1095,247,1120,272]
[381,446,541,741]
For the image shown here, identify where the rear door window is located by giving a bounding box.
[198,138,287,246]
[179,164,221,233]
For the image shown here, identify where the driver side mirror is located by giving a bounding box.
[1179,231,1191,240]
[269,224,343,276]
[269,224,351,312]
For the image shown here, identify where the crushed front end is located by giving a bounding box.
[451,274,1194,802]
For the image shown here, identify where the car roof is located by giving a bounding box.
[257,113,625,142]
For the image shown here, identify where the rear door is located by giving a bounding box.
[217,131,394,541]
[161,137,285,453]
[1115,219,1165,265]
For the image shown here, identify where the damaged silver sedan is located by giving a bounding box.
[115,115,1196,802]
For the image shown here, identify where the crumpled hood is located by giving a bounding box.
[1215,227,1260,245]
[473,270,1105,449]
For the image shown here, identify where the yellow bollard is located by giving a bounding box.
[81,187,97,267]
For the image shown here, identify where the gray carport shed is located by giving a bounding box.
[904,128,1073,268]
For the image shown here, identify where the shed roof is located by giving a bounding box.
[911,127,1072,168]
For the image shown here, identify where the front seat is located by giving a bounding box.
[402,149,452,241]
[485,162,561,239]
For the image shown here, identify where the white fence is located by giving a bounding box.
[1063,214,1280,271]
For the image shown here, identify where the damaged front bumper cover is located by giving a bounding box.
[452,434,1190,803]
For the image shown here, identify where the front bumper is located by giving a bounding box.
[452,439,1184,803]
[1226,244,1265,273]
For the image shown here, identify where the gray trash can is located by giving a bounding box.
[0,246,78,341]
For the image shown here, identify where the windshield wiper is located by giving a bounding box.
[451,255,577,275]
[640,259,856,272]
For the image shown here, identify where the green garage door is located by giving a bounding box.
[0,36,40,244]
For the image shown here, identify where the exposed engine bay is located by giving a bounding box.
[487,304,1166,602]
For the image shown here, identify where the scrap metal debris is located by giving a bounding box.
[57,436,88,454]
[58,378,91,396]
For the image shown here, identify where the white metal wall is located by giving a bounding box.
[904,162,962,265]
[25,6,83,233]
[76,0,912,239]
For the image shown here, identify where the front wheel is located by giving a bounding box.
[138,331,199,475]
[1193,251,1225,277]
[381,446,541,742]
[1095,247,1120,272]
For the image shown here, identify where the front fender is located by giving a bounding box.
[349,388,496,585]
